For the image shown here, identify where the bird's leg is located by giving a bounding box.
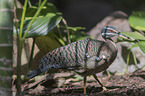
[93,75,107,91]
[83,76,87,94]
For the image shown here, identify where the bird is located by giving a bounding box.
[27,26,130,94]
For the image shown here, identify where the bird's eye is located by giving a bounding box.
[110,29,113,32]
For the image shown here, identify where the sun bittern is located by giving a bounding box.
[27,26,129,94]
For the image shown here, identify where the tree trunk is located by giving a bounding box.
[0,0,13,96]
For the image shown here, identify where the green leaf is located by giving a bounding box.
[129,43,139,49]
[21,13,62,38]
[129,11,145,31]
[121,32,145,40]
[70,31,92,42]
[16,3,58,19]
[36,35,61,53]
[136,41,145,53]
[67,27,85,31]
[121,32,145,54]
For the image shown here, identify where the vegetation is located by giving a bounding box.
[12,0,145,95]
[0,0,13,96]
[119,11,145,73]
[14,0,88,95]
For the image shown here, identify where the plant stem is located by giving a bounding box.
[19,0,28,40]
[132,51,139,69]
[27,0,42,72]
[38,0,42,8]
[106,70,111,77]
[53,34,66,46]
[57,24,63,39]
[62,17,71,43]
[28,37,36,71]
[28,0,32,7]
[22,0,47,39]
[16,0,28,95]
[16,39,24,96]
[126,51,130,74]
[140,65,145,69]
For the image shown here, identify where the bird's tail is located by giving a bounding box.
[27,68,42,79]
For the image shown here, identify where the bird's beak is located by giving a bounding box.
[118,32,133,40]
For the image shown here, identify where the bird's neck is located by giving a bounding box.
[103,38,118,68]
[105,38,118,56]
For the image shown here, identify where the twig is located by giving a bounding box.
[62,17,71,43]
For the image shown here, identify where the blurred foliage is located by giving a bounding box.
[129,11,145,31]
[13,1,145,94]
[14,1,91,94]
[36,35,61,54]
[118,11,145,72]
[16,3,58,19]
[14,2,90,49]
[14,1,90,72]
[14,0,48,95]
[120,11,145,54]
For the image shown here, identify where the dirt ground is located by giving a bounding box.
[13,69,145,96]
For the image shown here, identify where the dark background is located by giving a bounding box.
[19,0,145,31]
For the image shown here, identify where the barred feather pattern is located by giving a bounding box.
[38,38,115,75]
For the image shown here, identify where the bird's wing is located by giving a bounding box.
[39,51,82,72]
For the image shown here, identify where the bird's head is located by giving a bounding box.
[101,26,130,40]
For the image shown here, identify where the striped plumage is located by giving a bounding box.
[27,26,129,94]
[28,38,117,78]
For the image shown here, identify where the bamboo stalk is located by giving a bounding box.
[0,0,13,95]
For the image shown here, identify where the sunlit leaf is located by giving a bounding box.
[121,32,145,54]
[136,41,145,53]
[121,32,145,40]
[21,13,62,38]
[129,11,145,31]
[16,3,58,19]
[129,43,139,49]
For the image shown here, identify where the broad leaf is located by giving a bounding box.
[120,32,145,54]
[70,31,92,42]
[22,13,62,38]
[121,32,145,40]
[129,43,138,49]
[129,11,145,31]
[136,41,145,53]
[36,35,61,54]
[16,3,58,19]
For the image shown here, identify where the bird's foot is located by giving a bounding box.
[102,87,108,91]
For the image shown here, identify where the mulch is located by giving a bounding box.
[13,69,145,96]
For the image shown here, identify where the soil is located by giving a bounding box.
[13,69,145,96]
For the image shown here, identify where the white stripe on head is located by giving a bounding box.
[101,32,117,36]
[106,27,119,33]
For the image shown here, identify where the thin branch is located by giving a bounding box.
[62,17,71,43]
